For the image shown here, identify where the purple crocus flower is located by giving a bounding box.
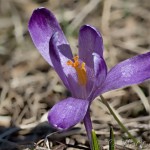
[28,7,150,145]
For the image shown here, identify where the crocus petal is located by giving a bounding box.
[88,53,107,100]
[67,74,87,99]
[28,7,67,66]
[93,53,107,87]
[93,52,150,98]
[79,25,104,68]
[49,32,73,90]
[50,33,90,98]
[85,66,96,98]
[48,97,89,130]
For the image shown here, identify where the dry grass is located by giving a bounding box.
[0,0,150,149]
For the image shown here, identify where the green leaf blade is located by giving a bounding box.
[91,129,100,150]
[109,126,115,150]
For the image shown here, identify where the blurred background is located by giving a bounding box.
[0,0,150,149]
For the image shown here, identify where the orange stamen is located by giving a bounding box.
[67,56,87,86]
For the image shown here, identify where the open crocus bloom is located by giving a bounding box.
[28,7,150,135]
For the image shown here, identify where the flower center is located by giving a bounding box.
[67,56,87,86]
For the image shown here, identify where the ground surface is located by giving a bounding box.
[0,0,150,149]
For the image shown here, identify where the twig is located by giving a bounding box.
[0,127,20,139]
[68,0,102,32]
[117,101,141,113]
[101,0,112,34]
[98,97,123,123]
[132,85,150,114]
[100,95,140,147]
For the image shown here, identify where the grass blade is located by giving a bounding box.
[91,129,100,150]
[109,126,115,150]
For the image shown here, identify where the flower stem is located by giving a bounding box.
[83,109,93,149]
[100,95,140,147]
